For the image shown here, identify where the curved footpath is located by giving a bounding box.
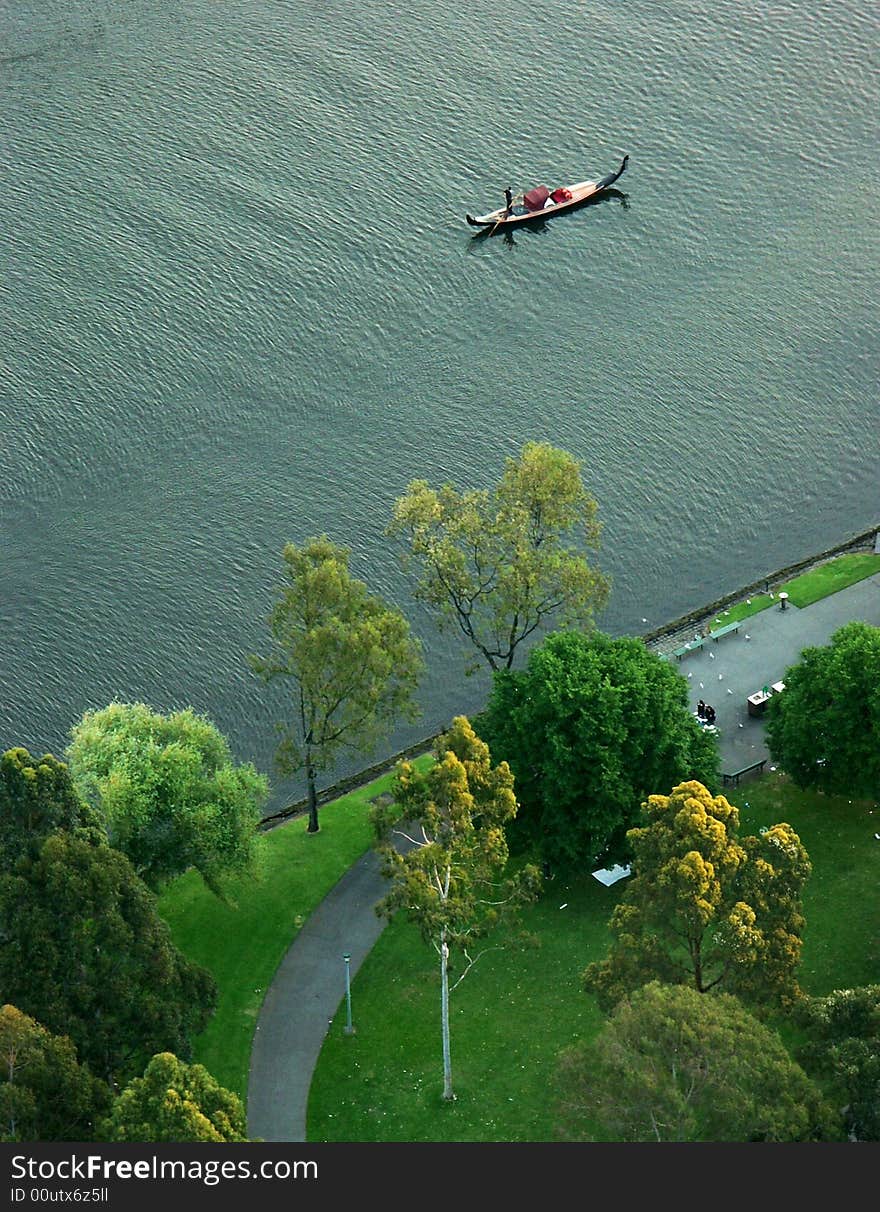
[247,568,880,1143]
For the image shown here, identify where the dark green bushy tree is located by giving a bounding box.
[0,747,105,864]
[796,985,880,1141]
[0,833,216,1084]
[0,1004,111,1142]
[481,630,719,867]
[766,621,880,799]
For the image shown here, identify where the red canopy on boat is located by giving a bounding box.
[523,185,550,211]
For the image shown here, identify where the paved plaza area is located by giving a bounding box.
[667,571,880,780]
[247,567,880,1142]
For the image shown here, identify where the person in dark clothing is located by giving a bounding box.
[705,705,716,725]
[504,186,513,215]
[697,699,706,718]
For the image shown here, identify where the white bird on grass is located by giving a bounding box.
[699,682,704,689]
[745,634,751,641]
[739,723,744,728]
[718,673,723,680]
[727,688,733,694]
[709,651,715,659]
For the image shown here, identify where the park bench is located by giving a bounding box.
[709,619,741,642]
[672,637,705,660]
[722,759,766,787]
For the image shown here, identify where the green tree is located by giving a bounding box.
[66,703,268,893]
[584,781,809,1011]
[103,1052,247,1142]
[481,630,719,867]
[250,536,423,833]
[373,717,540,1101]
[557,982,837,1142]
[0,747,105,864]
[0,833,216,1084]
[796,985,880,1141]
[766,621,880,799]
[388,441,610,674]
[0,1004,111,1142]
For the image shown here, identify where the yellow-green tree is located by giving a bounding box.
[66,704,267,894]
[103,1052,247,1141]
[557,982,837,1142]
[250,537,423,833]
[373,717,541,1101]
[388,442,609,673]
[584,781,809,1011]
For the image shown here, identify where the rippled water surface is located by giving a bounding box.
[2,1,878,806]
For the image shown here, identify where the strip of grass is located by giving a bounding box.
[308,773,880,1141]
[710,594,774,631]
[781,553,880,610]
[709,552,880,631]
[158,757,432,1099]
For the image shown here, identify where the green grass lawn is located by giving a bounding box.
[307,870,614,1141]
[158,757,432,1099]
[307,772,880,1141]
[734,774,880,993]
[709,552,880,631]
[782,553,880,609]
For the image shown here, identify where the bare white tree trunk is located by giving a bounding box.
[440,928,454,1100]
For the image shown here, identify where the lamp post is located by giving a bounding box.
[343,953,354,1035]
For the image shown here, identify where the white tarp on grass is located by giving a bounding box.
[592,863,631,887]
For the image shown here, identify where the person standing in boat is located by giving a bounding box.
[504,186,513,216]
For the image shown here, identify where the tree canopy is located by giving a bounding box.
[480,630,720,867]
[66,702,268,893]
[584,781,809,1011]
[0,1004,110,1142]
[388,441,610,673]
[796,985,880,1141]
[557,981,836,1142]
[250,535,423,832]
[374,716,540,1100]
[103,1052,248,1142]
[0,832,216,1084]
[0,747,105,865]
[765,621,880,799]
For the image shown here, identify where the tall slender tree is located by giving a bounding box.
[388,442,610,673]
[373,717,540,1101]
[250,536,423,833]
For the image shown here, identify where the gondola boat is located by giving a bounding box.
[466,155,628,231]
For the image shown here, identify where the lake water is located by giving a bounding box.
[2,1,878,809]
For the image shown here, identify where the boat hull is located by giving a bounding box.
[466,156,628,230]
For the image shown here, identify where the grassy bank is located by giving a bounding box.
[307,773,880,1141]
[158,757,432,1098]
[708,552,880,633]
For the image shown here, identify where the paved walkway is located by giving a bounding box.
[673,571,880,777]
[247,570,880,1142]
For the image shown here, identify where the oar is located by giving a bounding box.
[488,191,521,235]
